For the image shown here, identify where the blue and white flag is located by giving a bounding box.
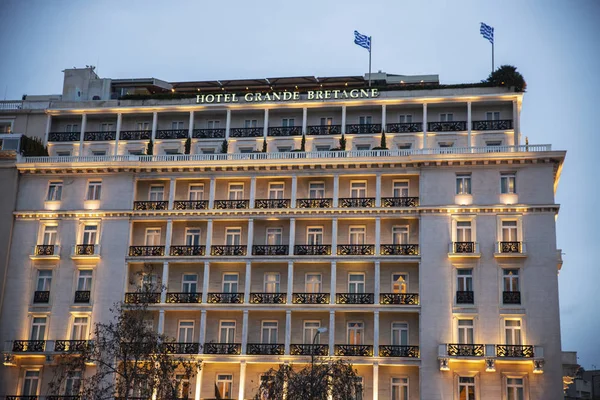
[480,22,494,44]
[354,30,371,52]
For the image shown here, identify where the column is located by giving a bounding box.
[373,311,380,356]
[331,218,338,256]
[302,107,308,134]
[199,309,207,346]
[44,114,52,145]
[285,310,292,355]
[165,220,173,256]
[287,261,294,304]
[375,173,382,207]
[247,219,254,255]
[225,109,231,140]
[168,178,176,210]
[244,261,252,304]
[151,112,158,141]
[241,310,249,354]
[249,176,256,208]
[373,362,379,400]
[330,261,337,305]
[328,310,335,356]
[288,218,296,256]
[381,105,387,131]
[422,103,428,149]
[513,100,520,146]
[291,176,297,208]
[374,260,381,301]
[333,174,340,207]
[375,217,381,256]
[114,113,122,156]
[238,361,247,400]
[208,177,216,209]
[201,262,210,303]
[467,101,472,150]
[194,366,203,400]
[188,110,194,138]
[161,261,169,303]
[205,220,213,257]
[341,106,347,134]
[263,109,269,138]
[79,114,87,154]
[157,310,165,334]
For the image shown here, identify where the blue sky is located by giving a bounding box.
[1,0,598,368]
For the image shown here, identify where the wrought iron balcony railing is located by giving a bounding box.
[214,199,249,209]
[250,293,286,304]
[290,344,329,356]
[307,124,341,135]
[6,396,39,400]
[427,121,467,132]
[255,198,291,209]
[46,396,82,400]
[166,292,202,303]
[192,128,226,139]
[334,344,373,357]
[119,130,151,140]
[128,246,165,257]
[499,241,522,253]
[247,343,285,355]
[503,291,521,305]
[447,343,485,357]
[385,122,423,133]
[252,245,289,256]
[34,244,58,256]
[124,292,161,304]
[74,244,97,256]
[230,127,263,137]
[170,245,206,256]
[294,244,332,256]
[54,340,91,352]
[203,342,241,354]
[33,290,50,303]
[74,290,90,303]
[267,126,302,136]
[12,340,45,352]
[337,244,375,256]
[174,200,209,210]
[345,123,382,134]
[380,244,419,256]
[496,345,534,358]
[292,293,330,304]
[156,129,188,140]
[162,342,200,354]
[472,119,513,130]
[456,290,474,304]
[380,293,419,305]
[339,197,375,208]
[133,200,168,210]
[296,198,333,208]
[211,245,247,256]
[381,196,419,207]
[206,292,244,304]
[48,132,80,142]
[84,131,116,141]
[379,345,420,358]
[336,293,374,304]
[453,242,475,253]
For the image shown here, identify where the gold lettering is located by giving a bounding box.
[205,94,215,103]
[307,91,315,100]
[264,93,271,101]
[350,89,359,98]
[293,92,300,100]
[232,94,238,102]
[223,94,231,103]
[342,90,349,98]
[333,90,340,99]
[360,89,369,98]
[255,93,263,101]
[272,92,281,101]
[371,88,379,98]
[215,94,223,102]
[283,91,293,101]
[324,90,332,99]
[196,95,202,103]
[316,91,324,100]
[244,93,254,102]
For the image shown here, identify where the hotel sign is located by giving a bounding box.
[196,88,379,104]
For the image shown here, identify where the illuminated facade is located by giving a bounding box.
[0,68,566,399]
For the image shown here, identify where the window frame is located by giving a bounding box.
[148,184,165,201]
[41,224,58,245]
[268,182,285,199]
[76,269,93,292]
[260,320,279,344]
[228,182,245,200]
[216,373,234,399]
[503,374,529,400]
[222,273,239,293]
[306,226,324,245]
[391,376,409,400]
[177,320,195,343]
[350,180,368,198]
[181,273,198,293]
[225,227,242,246]
[500,172,517,194]
[392,180,410,198]
[452,217,476,243]
[348,225,366,245]
[503,318,523,345]
[391,321,409,346]
[188,183,204,201]
[346,321,365,345]
[456,375,478,400]
[218,320,236,343]
[303,320,322,344]
[263,272,281,293]
[398,114,413,123]
[80,223,99,245]
[46,181,63,202]
[392,225,409,245]
[348,272,366,293]
[457,318,475,344]
[30,316,48,341]
[185,227,202,246]
[391,272,409,293]
[305,273,322,293]
[21,369,42,396]
[440,113,454,122]
[456,174,472,195]
[36,269,53,292]
[308,181,326,199]
[86,180,102,201]
[70,315,90,340]
[265,227,283,246]
[144,227,161,246]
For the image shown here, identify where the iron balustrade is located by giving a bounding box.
[166,292,202,303]
[119,130,151,140]
[339,197,375,208]
[294,244,332,256]
[133,200,168,210]
[124,292,161,304]
[380,244,419,256]
[192,128,226,139]
[156,129,188,139]
[54,340,90,352]
[74,290,91,303]
[252,245,289,256]
[170,245,206,256]
[162,342,200,354]
[500,241,521,253]
[336,293,374,304]
[48,132,80,142]
[427,121,467,132]
[250,293,286,304]
[472,120,513,130]
[345,123,382,134]
[128,246,165,257]
[174,200,209,210]
[206,292,244,304]
[33,290,50,303]
[337,244,375,256]
[35,244,56,256]
[454,242,475,253]
[211,245,247,256]
[203,342,241,354]
[6,397,39,400]
[447,343,485,357]
[307,124,342,135]
[292,293,330,304]
[74,244,96,256]
[496,345,534,358]
[267,126,302,136]
[380,293,419,305]
[12,340,45,352]
[296,198,333,208]
[335,344,373,357]
[230,127,263,137]
[379,345,420,358]
[385,122,423,133]
[255,198,291,209]
[47,396,81,400]
[381,197,420,207]
[84,131,116,141]
[456,291,474,304]
[214,199,249,209]
[247,343,285,355]
[503,291,521,305]
[290,344,329,356]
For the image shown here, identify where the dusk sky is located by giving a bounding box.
[0,0,598,368]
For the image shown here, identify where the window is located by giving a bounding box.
[137,122,150,131]
[201,147,216,154]
[303,321,321,344]
[145,228,161,246]
[456,174,471,195]
[501,173,517,194]
[216,374,233,399]
[185,228,201,246]
[347,322,364,345]
[22,370,40,395]
[392,273,408,293]
[309,182,325,199]
[305,274,322,293]
[393,181,409,197]
[315,145,330,152]
[261,321,278,343]
[391,377,409,400]
[36,270,52,294]
[320,117,333,126]
[71,317,89,340]
[42,225,57,245]
[64,371,82,395]
[77,270,92,291]
[282,118,295,127]
[458,376,476,400]
[266,228,283,245]
[397,143,412,150]
[391,322,409,346]
[175,374,191,399]
[486,111,501,120]
[264,273,280,293]
[277,146,292,152]
[141,274,158,291]
[82,224,98,245]
[356,144,371,151]
[439,142,454,152]
[225,227,242,246]
[456,221,472,242]
[188,184,204,200]
[182,274,198,293]
[440,113,454,122]
[244,119,258,128]
[171,121,184,129]
[30,317,47,340]
[504,320,522,345]
[47,181,63,201]
[91,150,106,156]
[399,114,413,123]
[501,220,518,242]
[128,149,144,155]
[178,321,194,342]
[207,120,221,129]
[458,320,474,344]
[392,226,409,245]
[350,181,367,198]
[349,226,366,245]
[486,140,502,150]
[56,150,72,157]
[307,227,323,245]
[149,185,165,201]
[164,148,180,155]
[359,116,372,125]
[268,182,285,199]
[506,377,524,400]
[222,273,239,293]
[100,123,114,132]
[239,147,254,153]
[457,269,473,292]
[228,183,244,200]
[503,269,520,292]
[348,273,365,293]
[219,321,236,343]
[65,124,79,132]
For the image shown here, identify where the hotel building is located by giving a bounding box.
[0,67,566,399]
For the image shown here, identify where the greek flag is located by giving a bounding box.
[354,30,371,52]
[480,22,494,44]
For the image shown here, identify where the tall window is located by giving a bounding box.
[458,376,476,400]
[36,270,52,292]
[145,228,161,246]
[141,274,158,291]
[149,185,164,201]
[64,371,82,395]
[222,273,238,293]
[86,181,102,201]
[440,113,454,122]
[307,227,323,245]
[399,114,413,123]
[350,181,367,198]
[207,120,220,129]
[244,119,258,128]
[320,117,333,126]
[353,377,364,400]
[359,116,372,125]
[82,225,98,245]
[30,317,47,340]
[261,321,278,344]
[182,274,198,293]
[391,377,409,400]
[348,273,365,293]
[392,226,409,245]
[185,228,201,246]
[506,377,524,400]
[505,320,522,345]
[42,225,57,245]
[188,184,204,200]
[456,174,471,195]
[137,122,150,131]
[225,227,242,246]
[501,220,518,242]
[77,270,92,291]
[65,124,79,132]
[457,269,473,292]
[393,181,409,197]
[71,317,89,340]
[392,273,408,293]
[216,374,233,399]
[349,226,366,245]
[303,321,321,344]
[305,274,322,293]
[391,322,409,346]
[282,118,295,127]
[47,181,63,201]
[264,273,280,293]
[347,322,364,345]
[268,182,285,199]
[456,221,472,242]
[219,321,236,343]
[228,183,244,200]
[171,121,184,129]
[309,182,325,199]
[503,269,520,292]
[266,228,282,245]
[178,321,194,342]
[501,173,517,194]
[458,320,474,344]
[22,371,40,395]
[100,123,114,131]
[486,111,500,120]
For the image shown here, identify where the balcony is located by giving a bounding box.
[71,244,100,259]
[211,245,247,256]
[214,199,249,209]
[230,127,263,137]
[54,340,91,352]
[336,293,374,304]
[6,397,39,400]
[296,198,333,208]
[307,124,341,135]
[503,291,521,305]
[427,121,467,132]
[252,245,288,256]
[46,397,82,400]
[345,123,382,134]
[456,291,474,304]
[33,290,50,304]
[381,197,419,207]
[496,345,534,358]
[294,244,331,256]
[292,293,330,304]
[170,245,206,256]
[339,197,375,208]
[447,343,485,357]
[203,342,241,355]
[162,342,200,354]
[247,343,285,355]
[290,344,329,356]
[495,241,526,257]
[449,242,480,258]
[128,246,165,257]
[84,131,116,141]
[124,292,161,304]
[337,244,375,256]
[380,293,419,305]
[334,344,373,357]
[249,293,286,304]
[379,345,420,358]
[12,340,45,352]
[119,130,151,140]
[31,244,60,259]
[133,200,168,210]
[48,132,80,142]
[174,200,209,210]
[267,126,302,136]
[74,290,90,303]
[385,122,422,133]
[193,128,226,139]
[472,120,513,130]
[166,292,202,303]
[255,198,291,209]
[206,292,243,304]
[380,244,419,256]
[156,129,188,140]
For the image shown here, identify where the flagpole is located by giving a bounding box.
[368,36,372,87]
[492,41,494,73]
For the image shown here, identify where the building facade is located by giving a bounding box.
[0,68,566,399]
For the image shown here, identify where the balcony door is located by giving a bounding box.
[320,117,333,126]
[359,116,372,125]
[77,270,92,291]
[268,182,285,199]
[501,220,518,242]
[303,321,321,344]
[188,184,204,201]
[309,182,325,199]
[30,317,47,341]
[222,273,239,293]
[149,185,165,201]
[307,227,323,245]
[171,121,184,130]
[228,183,244,200]
[392,226,409,245]
[225,228,242,246]
[244,120,258,128]
[145,228,161,246]
[182,274,198,293]
[392,273,408,293]
[347,322,364,345]
[178,321,194,343]
[456,221,472,242]
[266,228,283,245]
[36,270,52,292]
[440,113,454,122]
[503,269,520,292]
[261,321,278,344]
[42,225,57,245]
[504,320,522,345]
[185,228,201,246]
[349,226,366,245]
[391,322,409,346]
[350,181,367,198]
[216,374,233,399]
[393,180,409,198]
[82,225,98,245]
[305,274,322,293]
[64,371,82,396]
[219,321,236,343]
[137,122,150,131]
[282,118,295,127]
[348,273,365,294]
[100,123,114,132]
[21,371,40,396]
[457,319,474,344]
[457,269,473,292]
[264,273,280,293]
[71,317,89,340]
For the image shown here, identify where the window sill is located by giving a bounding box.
[44,200,61,211]
[499,193,518,205]
[83,199,101,210]
[454,194,473,205]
